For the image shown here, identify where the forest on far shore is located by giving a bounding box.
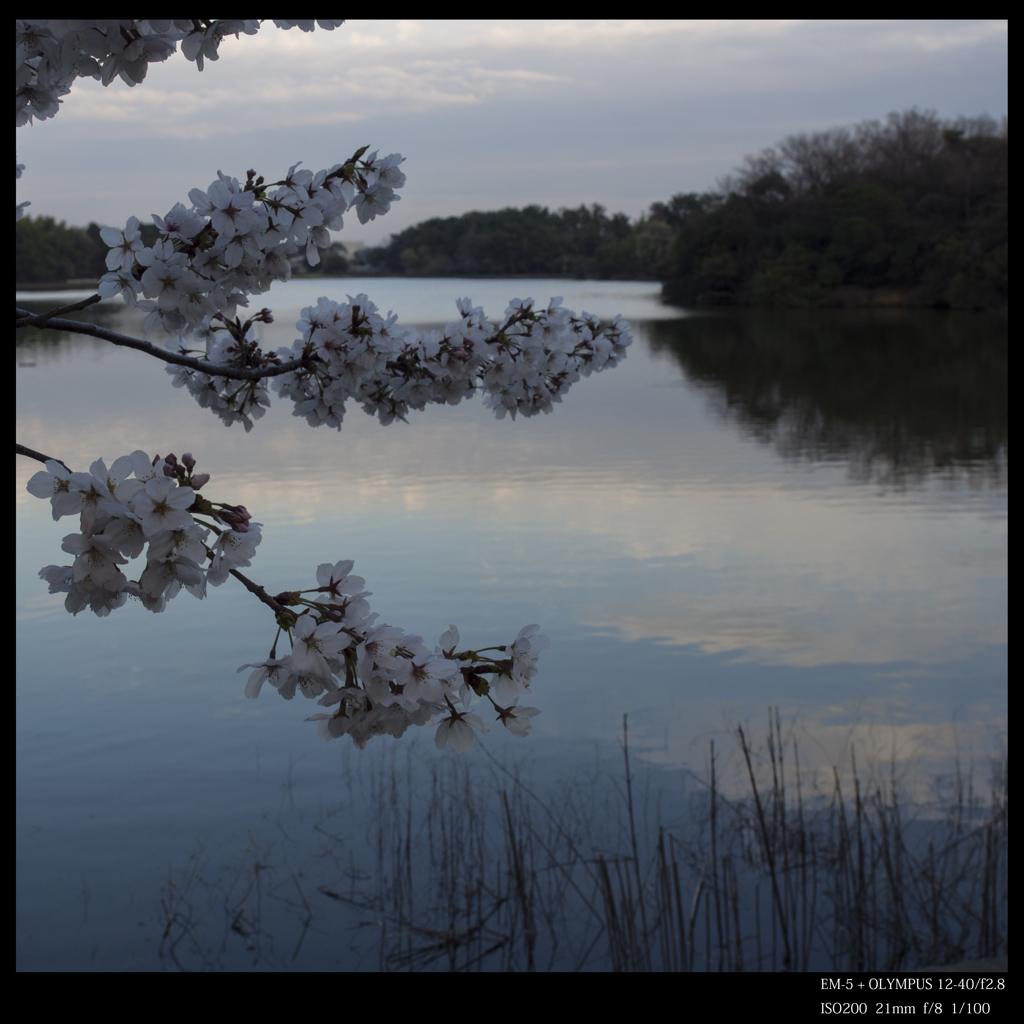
[650,109,1006,310]
[17,109,1006,309]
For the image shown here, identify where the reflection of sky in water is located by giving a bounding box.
[16,281,1006,969]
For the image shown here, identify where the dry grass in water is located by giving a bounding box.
[158,712,1007,972]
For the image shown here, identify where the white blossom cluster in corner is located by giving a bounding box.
[16,20,343,126]
[15,20,346,222]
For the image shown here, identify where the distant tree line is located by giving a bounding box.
[360,203,671,280]
[16,216,159,285]
[652,109,1007,310]
[17,109,1006,308]
[361,110,1006,309]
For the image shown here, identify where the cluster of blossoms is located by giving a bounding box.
[16,20,343,128]
[166,294,633,430]
[93,149,405,343]
[26,452,545,751]
[244,576,546,751]
[28,450,260,616]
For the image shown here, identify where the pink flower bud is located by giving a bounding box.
[217,502,252,532]
[182,453,196,470]
[191,473,210,490]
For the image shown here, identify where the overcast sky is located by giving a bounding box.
[17,19,1008,245]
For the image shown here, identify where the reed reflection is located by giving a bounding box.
[151,716,1007,973]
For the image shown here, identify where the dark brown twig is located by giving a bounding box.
[228,568,286,614]
[15,292,104,326]
[16,443,71,471]
[15,307,312,381]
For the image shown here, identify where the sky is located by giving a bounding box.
[16,19,1008,246]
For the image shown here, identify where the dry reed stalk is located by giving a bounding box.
[153,719,1005,972]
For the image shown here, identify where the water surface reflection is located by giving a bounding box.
[17,283,1006,970]
[647,309,1007,487]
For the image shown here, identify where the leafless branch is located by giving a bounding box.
[16,443,71,471]
[16,307,313,381]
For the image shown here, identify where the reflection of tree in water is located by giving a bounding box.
[16,298,149,365]
[646,310,1007,486]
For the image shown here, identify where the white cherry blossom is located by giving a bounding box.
[132,477,195,536]
[238,657,293,699]
[207,523,262,582]
[26,460,91,521]
[291,613,351,682]
[495,702,542,738]
[435,709,490,752]
[99,216,144,272]
[315,560,366,602]
[138,555,204,599]
[61,532,128,587]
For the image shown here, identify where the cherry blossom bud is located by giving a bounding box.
[218,503,252,532]
[191,473,210,490]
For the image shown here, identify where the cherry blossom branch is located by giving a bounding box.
[15,293,104,326]
[228,567,285,615]
[231,570,516,686]
[24,442,546,750]
[22,444,330,629]
[14,308,314,380]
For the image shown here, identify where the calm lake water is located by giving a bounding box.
[16,279,1007,971]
